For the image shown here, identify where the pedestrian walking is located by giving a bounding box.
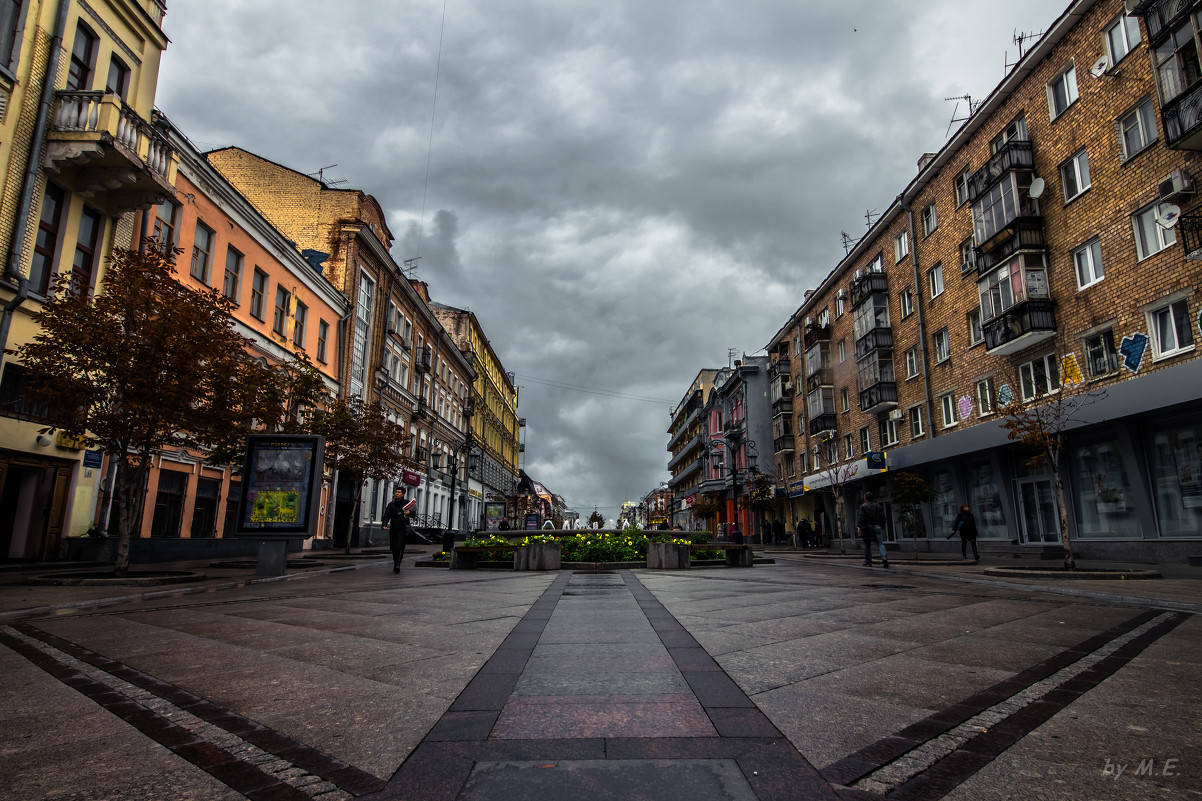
[798,516,815,549]
[772,518,785,546]
[948,503,980,562]
[856,491,889,568]
[381,488,413,573]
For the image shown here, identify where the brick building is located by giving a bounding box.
[666,369,718,528]
[765,0,1202,561]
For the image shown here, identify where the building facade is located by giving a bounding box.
[0,0,174,559]
[666,369,717,528]
[767,0,1202,561]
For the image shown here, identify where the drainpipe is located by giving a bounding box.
[898,194,937,438]
[0,0,72,365]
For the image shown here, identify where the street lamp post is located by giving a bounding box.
[710,433,757,544]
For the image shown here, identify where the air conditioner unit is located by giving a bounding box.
[1159,169,1195,201]
[836,288,846,299]
[854,269,864,280]
[888,409,904,421]
[804,316,813,327]
[1123,0,1140,11]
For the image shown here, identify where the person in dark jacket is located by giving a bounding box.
[798,517,815,549]
[381,488,412,574]
[772,518,786,546]
[948,503,980,561]
[856,491,889,568]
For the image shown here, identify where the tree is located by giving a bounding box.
[996,358,1106,570]
[890,471,937,559]
[308,396,411,550]
[688,492,724,530]
[588,509,605,529]
[809,433,861,554]
[17,245,285,574]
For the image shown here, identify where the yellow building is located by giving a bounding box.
[0,0,174,559]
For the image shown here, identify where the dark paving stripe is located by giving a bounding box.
[820,607,1164,787]
[376,570,840,800]
[6,623,385,797]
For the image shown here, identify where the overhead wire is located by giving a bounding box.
[514,373,673,405]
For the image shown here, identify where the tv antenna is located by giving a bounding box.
[308,164,347,187]
[944,94,979,136]
[1005,28,1045,72]
[841,230,862,254]
[403,256,422,278]
[864,208,880,228]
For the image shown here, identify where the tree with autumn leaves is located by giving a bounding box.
[18,244,409,573]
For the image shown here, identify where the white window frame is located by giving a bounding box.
[836,295,845,318]
[967,308,983,346]
[1132,203,1177,260]
[1118,98,1157,161]
[841,386,850,413]
[1105,15,1141,67]
[1146,297,1195,359]
[922,202,938,236]
[859,426,870,455]
[1060,149,1090,201]
[933,328,950,363]
[954,168,972,207]
[894,231,909,262]
[909,405,925,439]
[1048,62,1079,120]
[899,287,914,318]
[905,347,920,378]
[879,417,899,447]
[1020,353,1060,401]
[1073,237,1104,289]
[844,433,854,460]
[975,378,994,416]
[838,338,847,364]
[929,262,944,298]
[940,394,958,428]
[1083,329,1118,377]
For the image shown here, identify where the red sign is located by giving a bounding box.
[401,469,422,486]
[685,495,695,506]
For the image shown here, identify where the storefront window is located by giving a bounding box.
[931,469,957,536]
[1069,438,1139,539]
[1147,419,1202,537]
[966,460,1007,539]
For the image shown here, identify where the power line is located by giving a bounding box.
[514,374,673,405]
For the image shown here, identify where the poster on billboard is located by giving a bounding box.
[524,513,541,531]
[485,502,507,531]
[235,434,325,538]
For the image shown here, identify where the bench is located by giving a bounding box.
[450,544,520,569]
[689,542,754,567]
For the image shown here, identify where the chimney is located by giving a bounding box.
[917,152,937,172]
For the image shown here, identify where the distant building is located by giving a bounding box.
[666,369,718,527]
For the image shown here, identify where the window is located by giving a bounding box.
[991,117,1027,153]
[29,183,64,296]
[250,268,268,320]
[929,262,944,298]
[1060,149,1090,201]
[1148,298,1194,358]
[909,405,925,438]
[960,238,976,275]
[317,320,329,363]
[273,286,291,337]
[1084,330,1118,377]
[1133,203,1177,260]
[1048,62,1079,119]
[978,254,1049,320]
[223,246,242,301]
[1106,15,1141,66]
[837,338,846,364]
[153,200,179,246]
[835,294,845,318]
[351,271,375,398]
[65,23,97,90]
[899,287,914,318]
[293,301,307,347]
[841,387,850,413]
[878,417,899,447]
[905,347,919,378]
[1118,98,1157,161]
[190,222,214,284]
[1154,22,1201,103]
[922,202,938,236]
[71,206,102,297]
[1073,238,1104,289]
[859,426,870,455]
[1,0,22,67]
[967,308,983,346]
[975,378,994,415]
[933,328,950,363]
[843,433,854,460]
[954,168,972,207]
[105,55,130,100]
[894,231,909,262]
[1020,353,1060,401]
[867,253,884,273]
[940,394,958,428]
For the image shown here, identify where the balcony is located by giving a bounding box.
[803,323,831,350]
[968,140,1035,203]
[1131,0,1199,41]
[976,218,1046,274]
[808,413,837,437]
[667,434,702,470]
[859,381,898,415]
[769,356,791,379]
[1162,80,1202,151]
[983,300,1057,355]
[44,92,177,215]
[772,395,793,416]
[414,399,430,420]
[1179,214,1202,259]
[415,346,432,372]
[854,327,893,360]
[806,368,833,394]
[850,271,888,306]
[774,434,795,454]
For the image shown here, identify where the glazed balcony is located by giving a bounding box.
[806,368,833,394]
[1162,80,1202,151]
[769,356,791,379]
[983,300,1057,356]
[44,92,177,215]
[850,271,888,306]
[976,218,1046,274]
[967,140,1034,203]
[808,413,837,436]
[803,323,831,350]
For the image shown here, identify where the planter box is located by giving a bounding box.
[647,542,690,569]
[514,542,561,571]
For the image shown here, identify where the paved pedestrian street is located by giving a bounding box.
[1,555,1199,800]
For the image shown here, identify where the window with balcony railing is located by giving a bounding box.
[1155,20,1202,102]
[804,341,830,377]
[807,386,835,420]
[978,253,1049,321]
[857,351,894,389]
[972,172,1040,247]
[852,294,889,342]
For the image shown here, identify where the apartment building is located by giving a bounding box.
[666,368,718,528]
[206,148,475,538]
[767,0,1202,561]
[430,301,521,531]
[0,0,174,559]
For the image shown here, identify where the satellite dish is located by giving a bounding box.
[1028,177,1046,199]
[1090,56,1110,78]
[1158,202,1182,228]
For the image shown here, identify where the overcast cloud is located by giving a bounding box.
[157,0,1061,519]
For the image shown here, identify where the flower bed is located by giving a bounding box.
[431,528,718,563]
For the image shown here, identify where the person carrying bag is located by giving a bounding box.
[948,503,979,562]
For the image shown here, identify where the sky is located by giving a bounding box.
[155,0,1063,519]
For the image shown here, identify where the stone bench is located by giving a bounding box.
[690,542,754,567]
[648,542,754,569]
[451,542,562,570]
[450,545,520,569]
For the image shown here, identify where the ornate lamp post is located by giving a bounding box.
[710,432,757,544]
